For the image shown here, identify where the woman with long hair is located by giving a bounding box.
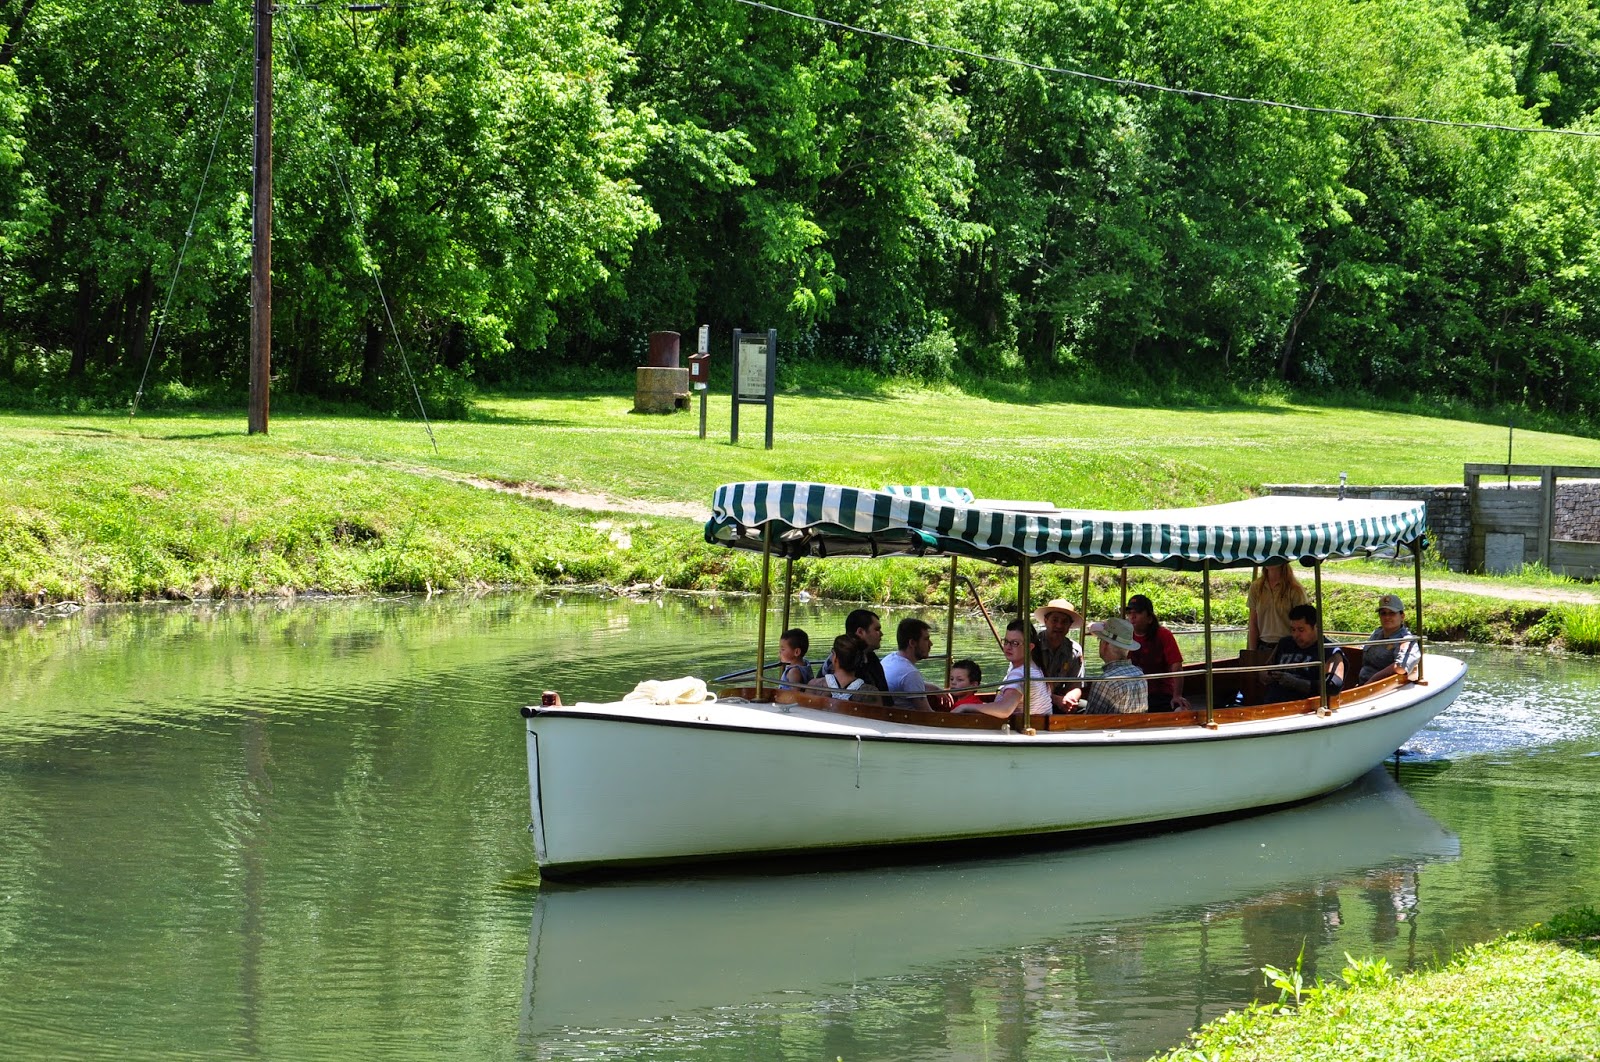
[1246,561,1308,652]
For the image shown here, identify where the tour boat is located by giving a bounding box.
[520,482,1465,879]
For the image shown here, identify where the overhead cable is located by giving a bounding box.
[280,10,439,453]
[132,40,251,420]
[729,0,1600,139]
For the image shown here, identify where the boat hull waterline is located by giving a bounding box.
[525,654,1465,878]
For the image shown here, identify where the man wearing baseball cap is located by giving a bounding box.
[1358,594,1420,685]
[1060,617,1148,714]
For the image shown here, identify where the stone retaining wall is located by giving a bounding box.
[1263,484,1471,571]
[1553,480,1600,541]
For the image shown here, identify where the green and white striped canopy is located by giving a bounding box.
[705,482,1428,570]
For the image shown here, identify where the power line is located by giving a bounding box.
[279,9,438,453]
[132,38,252,419]
[729,0,1600,140]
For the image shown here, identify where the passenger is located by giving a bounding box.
[882,617,936,710]
[948,658,985,709]
[819,608,889,692]
[809,634,880,702]
[1263,603,1345,703]
[1358,594,1421,685]
[953,620,1050,719]
[778,627,812,689]
[1031,598,1085,709]
[1124,594,1190,711]
[1032,597,1085,678]
[1061,617,1148,714]
[1247,561,1308,652]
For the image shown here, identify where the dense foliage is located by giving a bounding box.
[0,0,1597,419]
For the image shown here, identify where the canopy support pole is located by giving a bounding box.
[945,555,959,687]
[1019,558,1034,731]
[1080,565,1091,644]
[756,524,773,699]
[1314,561,1329,715]
[1413,539,1426,682]
[1202,561,1215,728]
[780,555,794,639]
[1119,567,1128,610]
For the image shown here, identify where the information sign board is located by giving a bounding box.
[731,328,777,450]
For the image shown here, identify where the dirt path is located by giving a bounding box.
[300,452,710,521]
[307,452,1600,605]
[1320,567,1600,605]
[443,474,709,521]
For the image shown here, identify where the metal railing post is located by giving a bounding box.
[756,524,773,699]
[1202,562,1215,728]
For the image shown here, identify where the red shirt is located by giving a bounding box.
[1130,624,1184,698]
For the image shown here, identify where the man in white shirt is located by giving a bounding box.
[881,617,935,710]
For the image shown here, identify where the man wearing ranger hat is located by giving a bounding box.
[1032,599,1085,709]
[1061,617,1148,714]
[1358,593,1420,685]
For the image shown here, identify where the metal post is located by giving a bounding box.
[1119,567,1128,611]
[1018,558,1033,728]
[730,329,741,445]
[1314,561,1329,715]
[1413,539,1426,682]
[780,555,794,639]
[755,524,773,699]
[248,0,273,436]
[1080,565,1091,643]
[1202,562,1214,728]
[698,388,707,440]
[945,555,959,688]
[764,328,777,450]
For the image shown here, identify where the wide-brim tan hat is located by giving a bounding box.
[1032,598,1081,626]
[1088,617,1141,652]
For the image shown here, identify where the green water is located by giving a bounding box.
[1,595,1597,1061]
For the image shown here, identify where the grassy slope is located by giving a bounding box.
[1153,907,1600,1062]
[2,388,1598,629]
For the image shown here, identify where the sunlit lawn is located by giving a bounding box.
[3,385,1599,606]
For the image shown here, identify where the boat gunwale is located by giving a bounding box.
[525,655,1464,750]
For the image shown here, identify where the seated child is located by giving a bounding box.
[949,658,985,709]
[779,627,812,689]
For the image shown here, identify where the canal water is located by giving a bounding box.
[1,594,1597,1061]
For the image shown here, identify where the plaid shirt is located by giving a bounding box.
[1083,660,1149,714]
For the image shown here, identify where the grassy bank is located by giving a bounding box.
[2,386,1598,649]
[1153,906,1600,1061]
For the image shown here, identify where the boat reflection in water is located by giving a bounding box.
[520,770,1457,1057]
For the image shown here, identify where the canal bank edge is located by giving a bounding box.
[3,482,1598,653]
[1150,905,1600,1062]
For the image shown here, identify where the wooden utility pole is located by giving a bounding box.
[248,0,273,434]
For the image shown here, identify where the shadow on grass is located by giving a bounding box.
[153,430,260,441]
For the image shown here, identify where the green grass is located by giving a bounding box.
[1153,906,1600,1062]
[2,386,1598,646]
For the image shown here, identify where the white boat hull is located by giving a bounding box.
[524,654,1465,878]
[522,770,1457,1035]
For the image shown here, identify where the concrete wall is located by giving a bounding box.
[1262,484,1471,571]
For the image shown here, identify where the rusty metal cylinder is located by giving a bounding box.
[647,331,681,368]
